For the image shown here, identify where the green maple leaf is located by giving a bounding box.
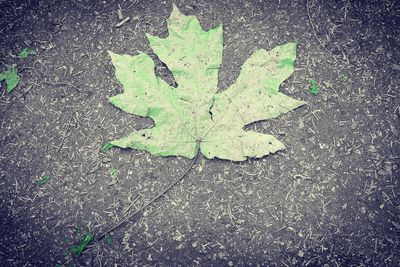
[107,5,306,161]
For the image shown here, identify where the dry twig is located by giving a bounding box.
[97,140,201,240]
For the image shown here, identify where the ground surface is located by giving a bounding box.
[0,0,399,266]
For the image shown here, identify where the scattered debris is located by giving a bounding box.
[57,113,74,152]
[117,4,124,20]
[115,4,130,28]
[306,0,336,59]
[115,17,130,28]
[0,67,20,93]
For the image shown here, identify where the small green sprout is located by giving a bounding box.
[63,250,69,258]
[0,67,20,93]
[70,232,93,256]
[308,79,319,95]
[105,233,113,246]
[36,175,51,186]
[109,168,120,177]
[19,48,36,59]
[340,74,349,81]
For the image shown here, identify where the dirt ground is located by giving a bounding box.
[0,0,399,266]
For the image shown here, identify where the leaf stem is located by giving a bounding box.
[97,139,201,241]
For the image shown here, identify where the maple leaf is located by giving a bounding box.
[107,5,306,161]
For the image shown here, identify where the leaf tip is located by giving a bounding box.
[101,142,114,152]
[145,32,157,44]
[171,3,181,18]
[208,23,224,37]
[168,3,189,25]
[107,50,118,62]
[299,100,308,106]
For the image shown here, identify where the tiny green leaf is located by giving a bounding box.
[70,232,93,255]
[109,168,120,177]
[19,48,36,59]
[308,79,319,95]
[105,233,113,246]
[339,74,349,81]
[0,67,20,93]
[36,175,51,186]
